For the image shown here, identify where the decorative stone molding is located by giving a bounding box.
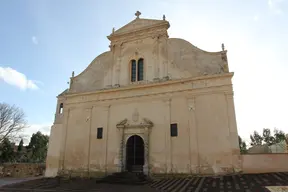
[116,116,153,174]
[187,97,196,111]
[118,127,125,172]
[143,127,150,175]
[108,26,169,45]
[116,118,153,129]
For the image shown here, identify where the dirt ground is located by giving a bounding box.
[1,173,288,191]
[0,177,42,187]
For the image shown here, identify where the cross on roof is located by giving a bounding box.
[135,11,141,18]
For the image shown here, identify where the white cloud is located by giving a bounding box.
[0,67,40,90]
[32,36,38,45]
[268,0,284,14]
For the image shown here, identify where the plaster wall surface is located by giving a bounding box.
[45,124,62,177]
[49,74,240,176]
[242,154,288,173]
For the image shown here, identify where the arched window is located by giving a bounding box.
[59,103,63,114]
[131,60,137,82]
[137,58,144,81]
[130,58,144,82]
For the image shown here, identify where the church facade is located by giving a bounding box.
[45,12,241,178]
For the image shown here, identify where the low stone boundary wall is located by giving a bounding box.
[0,163,45,178]
[241,153,288,173]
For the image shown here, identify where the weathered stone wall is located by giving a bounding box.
[46,15,237,178]
[242,154,288,173]
[0,163,45,178]
[48,73,240,177]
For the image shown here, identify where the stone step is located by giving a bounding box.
[98,172,150,185]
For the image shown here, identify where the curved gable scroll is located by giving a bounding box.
[167,38,228,79]
[70,51,113,93]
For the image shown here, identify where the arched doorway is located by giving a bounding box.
[126,135,144,172]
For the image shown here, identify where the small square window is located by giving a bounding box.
[170,123,178,137]
[97,127,103,139]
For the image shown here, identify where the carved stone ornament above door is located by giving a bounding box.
[116,118,153,129]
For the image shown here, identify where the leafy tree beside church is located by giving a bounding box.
[0,138,15,163]
[0,132,49,163]
[26,131,49,163]
[249,128,286,147]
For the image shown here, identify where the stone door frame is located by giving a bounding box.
[116,118,153,175]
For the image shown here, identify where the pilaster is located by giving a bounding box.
[163,98,172,173]
[103,105,111,174]
[113,44,123,87]
[225,92,241,172]
[87,106,93,175]
[117,127,124,172]
[153,36,160,81]
[225,92,239,150]
[59,108,70,171]
[161,36,169,79]
[143,127,150,175]
[186,96,200,174]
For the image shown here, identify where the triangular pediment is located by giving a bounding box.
[109,17,169,38]
[114,18,167,35]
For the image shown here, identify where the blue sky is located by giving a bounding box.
[0,0,287,144]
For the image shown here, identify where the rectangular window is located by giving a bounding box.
[170,123,178,137]
[59,103,63,114]
[97,127,103,139]
[137,59,144,81]
[131,60,137,82]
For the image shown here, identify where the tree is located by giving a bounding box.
[273,128,286,144]
[262,128,275,146]
[238,135,248,154]
[0,103,27,144]
[15,138,27,162]
[249,128,286,148]
[0,138,15,163]
[17,139,24,152]
[27,131,49,163]
[250,131,263,146]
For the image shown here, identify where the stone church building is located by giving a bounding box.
[45,12,241,178]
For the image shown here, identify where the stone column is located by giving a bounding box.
[118,127,124,172]
[143,127,149,175]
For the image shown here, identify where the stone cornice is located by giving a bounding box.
[107,21,170,41]
[65,73,234,99]
[108,26,169,45]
